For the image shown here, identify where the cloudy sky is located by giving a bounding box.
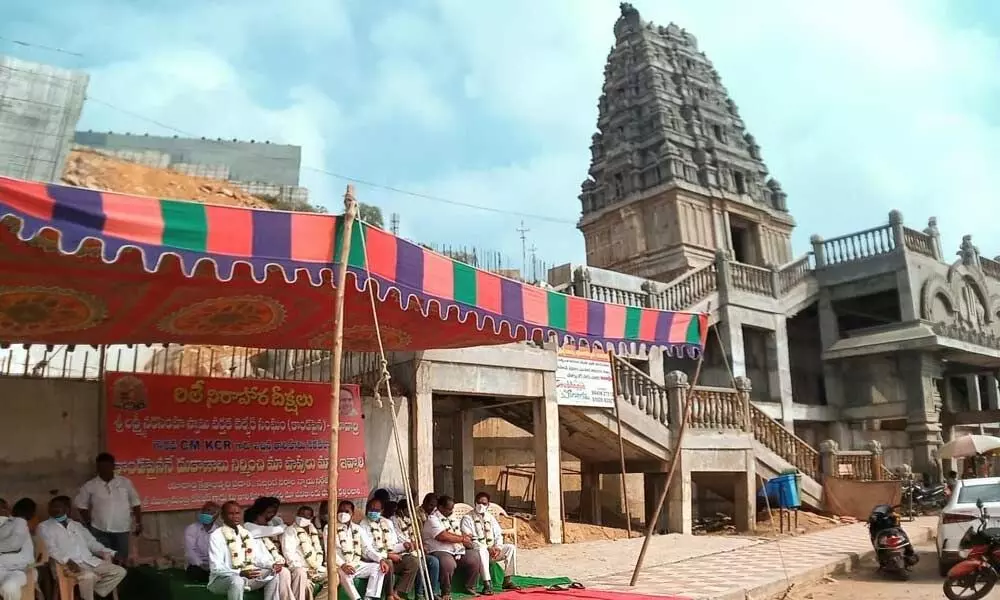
[3,0,1000,274]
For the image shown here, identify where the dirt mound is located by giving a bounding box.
[498,515,635,549]
[62,148,271,209]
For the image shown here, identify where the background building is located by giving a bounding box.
[0,55,89,182]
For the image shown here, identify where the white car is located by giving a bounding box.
[937,476,1000,576]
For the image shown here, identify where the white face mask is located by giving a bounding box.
[475,504,488,515]
[296,516,312,528]
[337,512,352,524]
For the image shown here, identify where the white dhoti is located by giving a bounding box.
[338,562,385,600]
[208,573,281,600]
[0,569,27,600]
[285,566,312,600]
[475,544,517,581]
[74,561,127,600]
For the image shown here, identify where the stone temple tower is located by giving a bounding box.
[578,3,795,282]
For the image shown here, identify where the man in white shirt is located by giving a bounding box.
[392,499,440,600]
[185,502,220,582]
[37,496,126,600]
[208,501,292,600]
[330,501,383,600]
[358,498,419,600]
[421,496,481,600]
[74,453,142,563]
[281,506,328,599]
[459,492,519,594]
[0,498,35,600]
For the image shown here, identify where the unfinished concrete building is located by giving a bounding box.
[385,3,1000,538]
[0,56,88,182]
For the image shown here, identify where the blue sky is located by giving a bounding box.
[4,0,1000,273]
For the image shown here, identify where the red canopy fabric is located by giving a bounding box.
[0,177,707,353]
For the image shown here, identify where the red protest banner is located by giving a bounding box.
[105,373,367,512]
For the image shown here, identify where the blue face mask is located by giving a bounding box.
[366,511,381,522]
[54,515,68,523]
[198,513,215,525]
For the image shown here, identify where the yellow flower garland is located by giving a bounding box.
[222,526,255,570]
[470,512,496,547]
[294,523,325,572]
[337,524,363,566]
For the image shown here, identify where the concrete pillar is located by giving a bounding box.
[984,374,999,411]
[819,439,839,480]
[717,309,746,378]
[818,290,847,443]
[643,472,668,534]
[580,465,601,526]
[410,360,434,499]
[452,408,475,503]
[733,467,755,533]
[665,370,689,430]
[534,374,563,544]
[966,375,983,411]
[665,459,691,534]
[767,317,794,429]
[868,439,884,480]
[646,346,665,386]
[902,352,943,483]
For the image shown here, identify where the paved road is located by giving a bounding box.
[782,543,944,600]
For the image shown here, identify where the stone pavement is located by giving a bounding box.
[582,517,938,600]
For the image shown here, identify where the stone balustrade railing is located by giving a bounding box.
[777,255,812,295]
[748,402,821,480]
[690,385,747,430]
[730,262,772,295]
[903,227,935,258]
[651,262,718,311]
[818,439,888,481]
[612,356,670,424]
[818,224,895,265]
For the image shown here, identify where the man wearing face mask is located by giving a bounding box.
[393,499,440,600]
[37,496,126,600]
[459,493,519,594]
[281,506,327,599]
[0,498,35,600]
[422,496,480,600]
[185,502,220,582]
[330,501,384,600]
[358,498,418,600]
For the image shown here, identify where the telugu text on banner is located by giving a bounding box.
[554,347,615,408]
[105,373,367,512]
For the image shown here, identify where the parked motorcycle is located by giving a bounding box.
[943,499,1000,600]
[901,479,947,515]
[867,504,919,578]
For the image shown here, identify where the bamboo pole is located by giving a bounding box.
[326,186,358,593]
[607,349,632,538]
[628,328,709,586]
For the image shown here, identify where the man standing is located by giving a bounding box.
[0,498,35,600]
[459,492,519,594]
[207,501,291,600]
[422,496,481,600]
[75,453,142,562]
[37,496,126,600]
[359,498,419,600]
[185,502,220,582]
[330,501,384,600]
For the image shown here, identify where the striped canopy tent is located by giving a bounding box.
[0,176,707,354]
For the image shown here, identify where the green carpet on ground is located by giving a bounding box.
[127,564,571,600]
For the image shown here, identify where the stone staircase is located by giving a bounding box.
[610,356,824,508]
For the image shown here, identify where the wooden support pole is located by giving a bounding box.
[629,317,709,587]
[326,185,358,593]
[608,349,632,539]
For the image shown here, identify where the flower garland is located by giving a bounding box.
[261,536,285,565]
[394,516,422,557]
[222,526,254,570]
[337,523,363,565]
[470,512,496,547]
[439,513,464,553]
[294,523,325,572]
[368,518,392,559]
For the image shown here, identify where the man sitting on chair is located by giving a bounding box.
[459,493,518,595]
[207,501,291,600]
[330,501,384,600]
[37,496,126,600]
[359,498,419,600]
[281,506,328,600]
[185,502,219,582]
[0,498,35,600]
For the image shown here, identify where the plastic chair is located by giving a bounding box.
[486,503,518,575]
[52,561,120,600]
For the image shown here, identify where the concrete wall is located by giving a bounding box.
[848,428,913,470]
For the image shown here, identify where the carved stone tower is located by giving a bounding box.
[578,3,796,281]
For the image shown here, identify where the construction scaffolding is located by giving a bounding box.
[0,55,88,182]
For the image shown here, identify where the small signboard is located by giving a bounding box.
[555,347,615,408]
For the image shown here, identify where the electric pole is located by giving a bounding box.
[390,213,400,235]
[517,220,530,279]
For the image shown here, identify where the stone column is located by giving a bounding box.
[410,359,434,499]
[736,375,753,432]
[716,250,733,307]
[901,352,943,483]
[966,375,983,411]
[665,370,689,430]
[664,460,691,534]
[717,309,747,378]
[580,465,601,525]
[733,467,755,533]
[767,317,794,429]
[984,374,999,411]
[646,346,665,386]
[452,408,475,503]
[810,234,826,268]
[534,373,563,544]
[868,440,884,480]
[819,439,839,480]
[818,290,849,445]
